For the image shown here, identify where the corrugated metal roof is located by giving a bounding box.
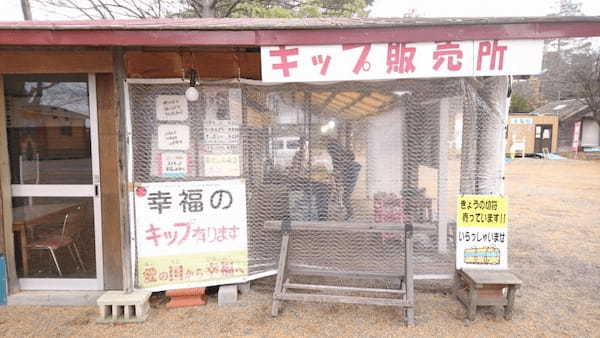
[1,16,599,31]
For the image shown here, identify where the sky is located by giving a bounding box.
[2,0,600,21]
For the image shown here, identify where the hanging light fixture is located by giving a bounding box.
[185,68,199,102]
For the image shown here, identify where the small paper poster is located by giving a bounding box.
[156,95,188,121]
[456,195,508,270]
[203,120,240,145]
[158,124,190,150]
[204,154,241,177]
[160,152,188,178]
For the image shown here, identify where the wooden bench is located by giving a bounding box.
[455,269,522,321]
[265,220,419,326]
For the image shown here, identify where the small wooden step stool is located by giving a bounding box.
[455,269,522,321]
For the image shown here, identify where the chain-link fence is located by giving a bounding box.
[127,77,507,287]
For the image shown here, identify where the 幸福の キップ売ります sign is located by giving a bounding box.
[134,179,248,289]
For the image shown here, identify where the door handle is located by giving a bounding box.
[94,184,99,197]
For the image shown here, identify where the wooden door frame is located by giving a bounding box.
[0,73,106,292]
[534,124,553,153]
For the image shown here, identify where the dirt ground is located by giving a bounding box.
[1,158,599,337]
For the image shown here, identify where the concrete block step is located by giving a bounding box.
[97,291,151,323]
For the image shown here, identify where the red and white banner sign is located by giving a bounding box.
[261,39,543,82]
[572,121,582,152]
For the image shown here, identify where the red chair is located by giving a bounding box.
[27,207,87,276]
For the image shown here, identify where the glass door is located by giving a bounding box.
[4,74,103,290]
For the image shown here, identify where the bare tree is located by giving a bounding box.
[31,0,185,19]
[21,0,33,20]
[32,0,372,19]
[572,52,600,127]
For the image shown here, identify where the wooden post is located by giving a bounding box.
[467,285,478,321]
[475,77,509,195]
[404,224,415,325]
[402,97,417,326]
[113,48,133,292]
[0,75,19,293]
[460,81,478,195]
[437,98,450,253]
[504,285,518,320]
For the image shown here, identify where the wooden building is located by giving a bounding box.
[0,17,598,306]
[534,99,600,158]
[506,113,559,155]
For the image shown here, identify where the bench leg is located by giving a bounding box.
[504,286,517,320]
[467,287,478,321]
[272,233,290,317]
[405,307,415,326]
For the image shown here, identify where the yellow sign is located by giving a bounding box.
[457,195,507,227]
[138,250,248,288]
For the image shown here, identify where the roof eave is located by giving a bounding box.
[0,18,599,47]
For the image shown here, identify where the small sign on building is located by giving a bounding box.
[456,195,508,270]
[573,121,582,152]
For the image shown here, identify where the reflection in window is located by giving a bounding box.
[4,74,92,185]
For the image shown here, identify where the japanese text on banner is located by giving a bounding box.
[261,39,544,82]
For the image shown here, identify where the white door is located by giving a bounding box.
[4,73,103,290]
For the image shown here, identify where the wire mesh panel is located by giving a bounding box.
[127,77,507,286]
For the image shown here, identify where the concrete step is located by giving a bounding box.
[8,290,103,306]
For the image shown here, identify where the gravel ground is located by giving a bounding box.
[1,158,599,337]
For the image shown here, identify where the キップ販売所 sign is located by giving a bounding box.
[261,39,544,82]
[134,179,248,289]
[456,195,508,270]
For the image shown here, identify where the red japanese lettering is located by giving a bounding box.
[143,267,157,283]
[477,40,507,71]
[386,43,416,73]
[169,265,183,281]
[311,54,332,76]
[433,42,463,71]
[269,46,299,77]
[145,224,162,247]
[173,222,191,245]
[342,43,372,74]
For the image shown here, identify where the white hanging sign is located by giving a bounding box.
[157,124,190,150]
[261,39,544,82]
[156,95,188,121]
[159,152,189,178]
[204,154,241,177]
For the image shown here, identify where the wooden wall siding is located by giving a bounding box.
[0,51,113,74]
[125,51,260,79]
[96,74,123,290]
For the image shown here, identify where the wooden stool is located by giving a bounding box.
[455,269,522,321]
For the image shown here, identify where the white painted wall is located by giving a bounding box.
[581,119,600,147]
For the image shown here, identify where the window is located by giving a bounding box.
[60,126,72,136]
